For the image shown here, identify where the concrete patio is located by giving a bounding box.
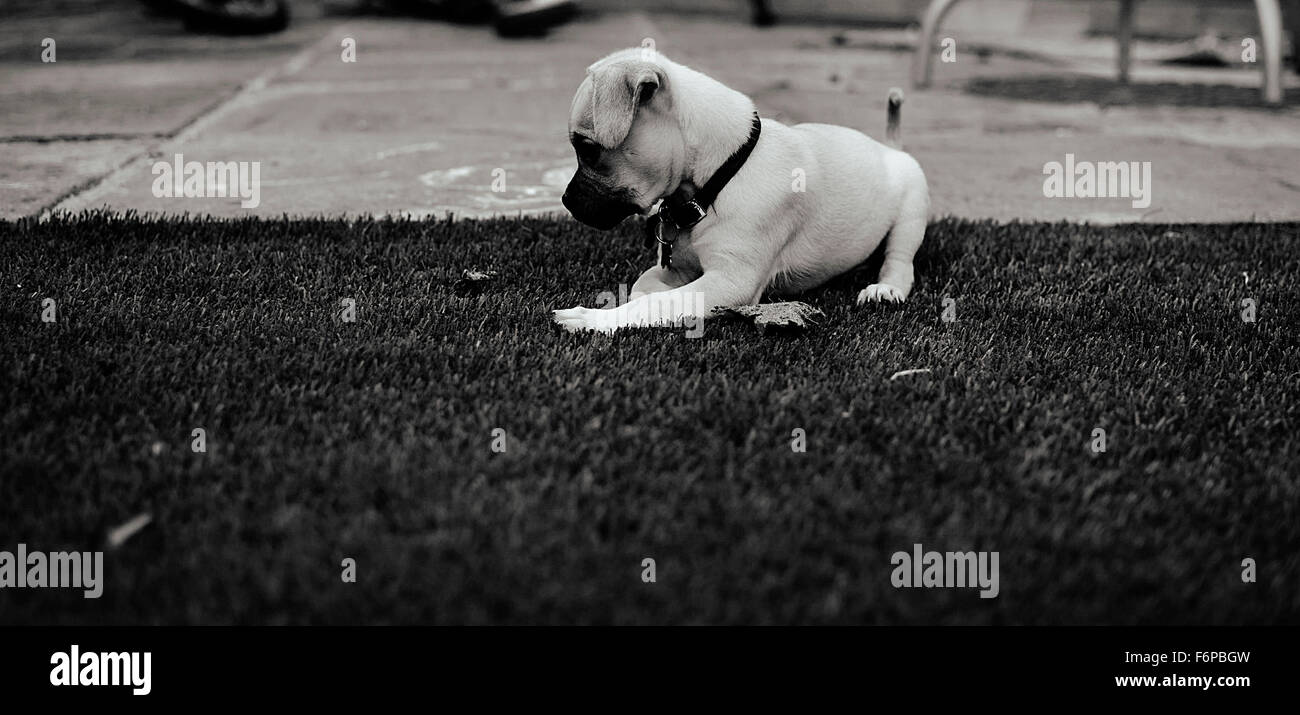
[2,2,1298,223]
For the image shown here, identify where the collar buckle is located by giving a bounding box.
[663,198,706,231]
[674,200,707,229]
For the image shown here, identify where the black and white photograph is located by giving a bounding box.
[1,0,1297,699]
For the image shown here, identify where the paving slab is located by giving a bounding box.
[0,139,144,219]
[0,3,332,219]
[11,8,1300,223]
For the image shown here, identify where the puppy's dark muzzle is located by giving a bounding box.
[563,185,638,231]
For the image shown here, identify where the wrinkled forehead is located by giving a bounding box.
[569,75,595,133]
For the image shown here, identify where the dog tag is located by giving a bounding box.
[655,220,677,269]
[644,214,662,250]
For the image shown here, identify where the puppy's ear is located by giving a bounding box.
[588,60,666,148]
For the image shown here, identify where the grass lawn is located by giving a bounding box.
[1,212,1297,625]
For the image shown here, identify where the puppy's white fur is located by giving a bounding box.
[555,49,929,333]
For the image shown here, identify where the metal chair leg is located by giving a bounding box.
[1254,0,1284,105]
[912,0,966,89]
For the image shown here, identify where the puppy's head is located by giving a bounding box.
[563,51,686,230]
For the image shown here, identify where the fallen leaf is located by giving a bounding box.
[716,301,824,334]
[454,269,498,294]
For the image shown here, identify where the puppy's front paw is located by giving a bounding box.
[552,306,616,333]
[857,284,908,304]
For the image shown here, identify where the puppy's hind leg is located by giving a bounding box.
[858,189,927,304]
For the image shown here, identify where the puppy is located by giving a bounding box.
[554,48,929,333]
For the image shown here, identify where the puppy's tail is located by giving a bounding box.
[885,87,904,149]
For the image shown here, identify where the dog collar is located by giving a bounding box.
[662,112,762,230]
[646,112,762,268]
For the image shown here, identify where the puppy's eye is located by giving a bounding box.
[573,137,602,165]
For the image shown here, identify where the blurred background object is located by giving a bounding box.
[324,0,577,36]
[910,0,1290,104]
[493,0,579,37]
[142,0,291,34]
